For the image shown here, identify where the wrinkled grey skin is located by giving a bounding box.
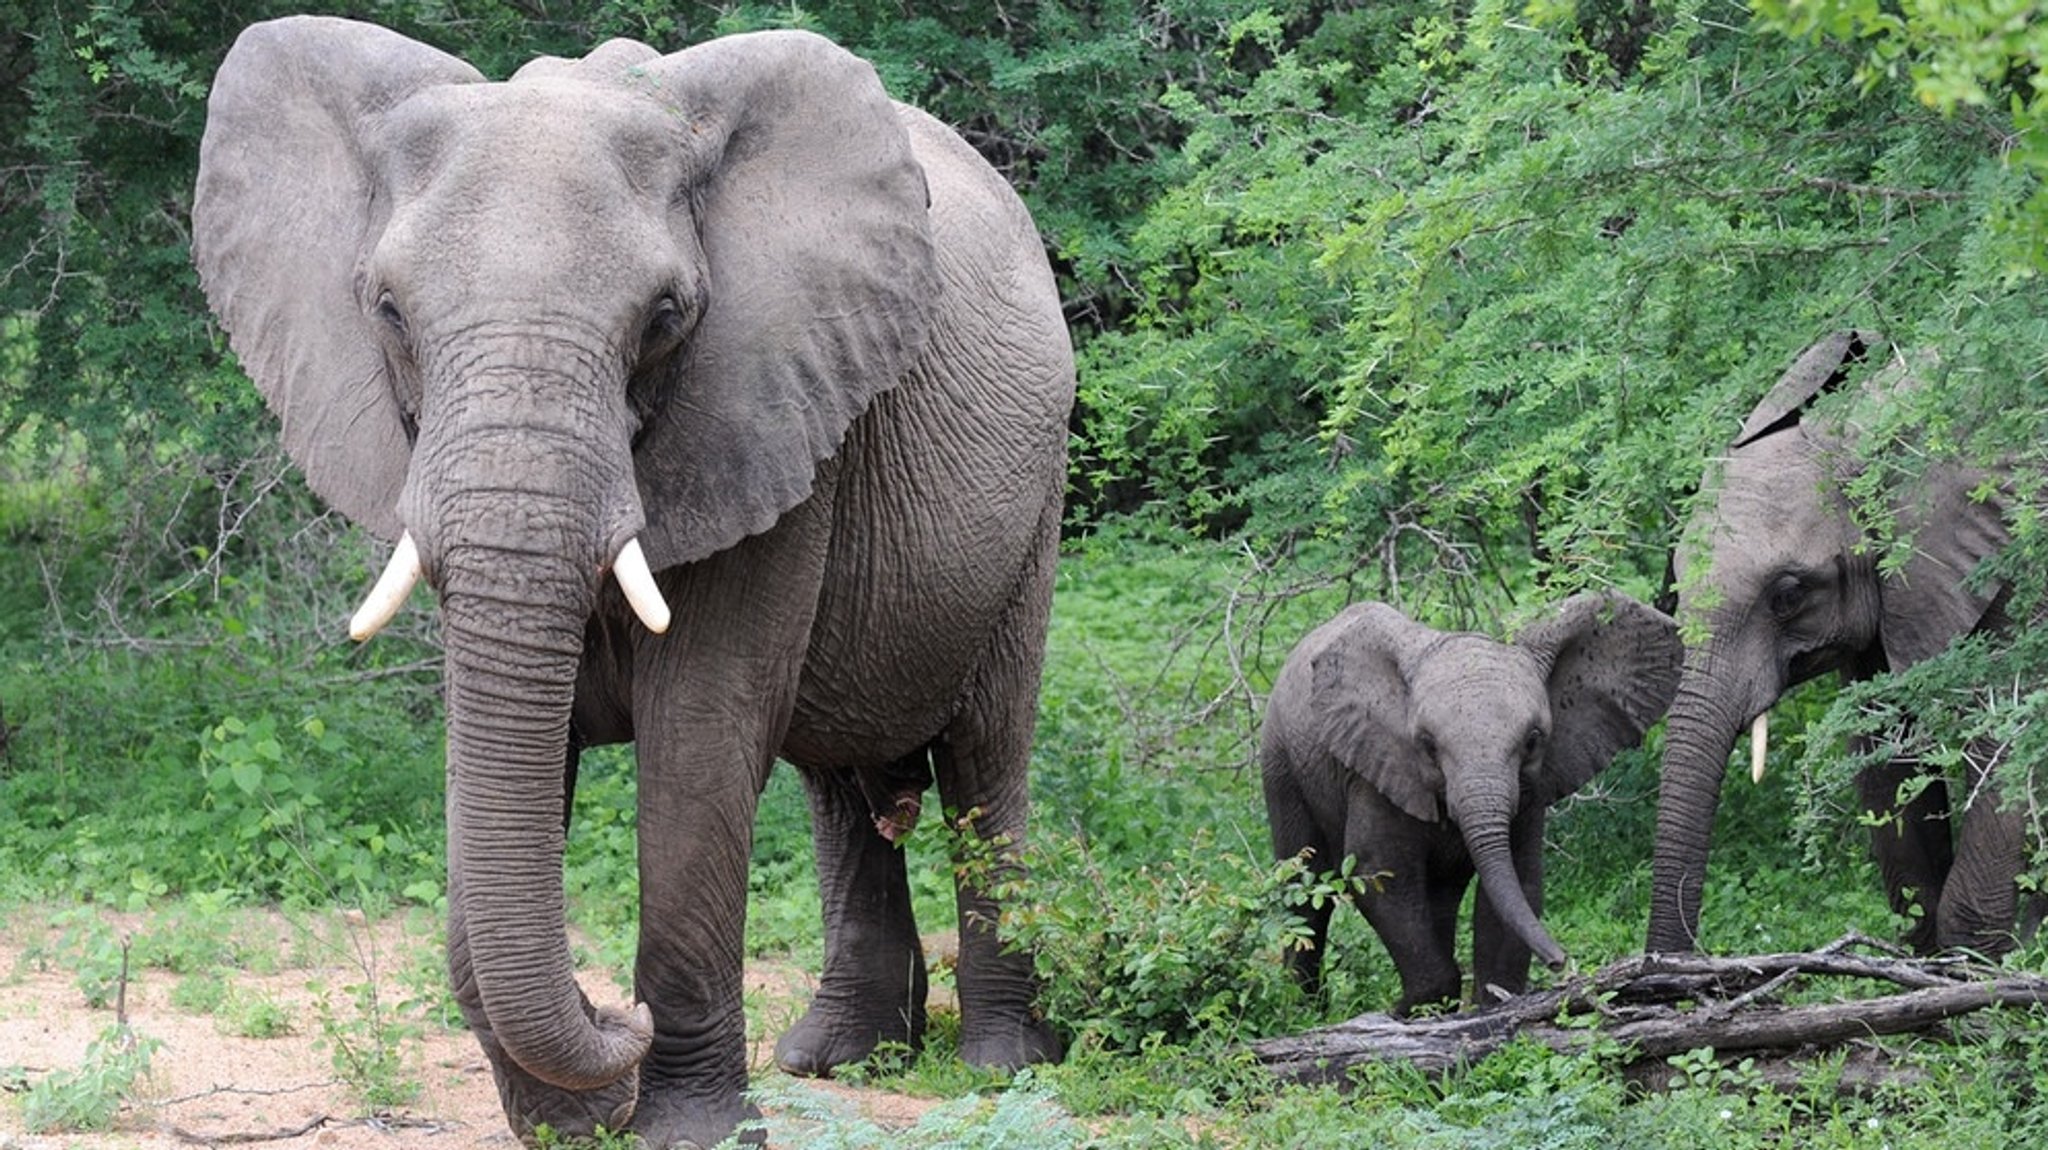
[1648,332,2037,958]
[1261,592,1680,1016]
[192,18,1069,1148]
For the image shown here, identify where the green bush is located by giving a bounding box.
[987,826,1350,1052]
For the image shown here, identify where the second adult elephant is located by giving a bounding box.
[193,18,1071,1148]
[1261,593,1680,1015]
[1648,332,2038,957]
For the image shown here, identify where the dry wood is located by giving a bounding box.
[1251,933,2048,1086]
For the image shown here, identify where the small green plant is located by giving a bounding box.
[529,1123,642,1149]
[309,969,423,1108]
[21,909,132,1010]
[221,989,294,1038]
[169,969,228,1013]
[21,1025,160,1134]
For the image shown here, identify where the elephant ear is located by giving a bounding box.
[192,16,483,539]
[613,31,938,567]
[1307,603,1442,823]
[1516,592,1682,807]
[1881,460,2011,667]
[1732,330,1886,449]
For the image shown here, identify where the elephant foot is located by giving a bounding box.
[629,1086,762,1149]
[958,1012,1061,1071]
[488,1061,640,1148]
[1391,974,1462,1019]
[774,994,927,1077]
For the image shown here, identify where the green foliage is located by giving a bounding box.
[1752,0,2048,274]
[20,1025,159,1134]
[308,967,425,1108]
[220,989,295,1038]
[530,1122,644,1150]
[198,713,443,909]
[1798,628,2048,900]
[988,828,1343,1052]
[1078,1,2042,606]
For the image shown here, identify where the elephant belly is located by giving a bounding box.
[781,366,1066,769]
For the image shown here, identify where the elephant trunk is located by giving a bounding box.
[1646,663,1756,954]
[438,559,652,1090]
[1450,787,1567,969]
[405,359,655,1091]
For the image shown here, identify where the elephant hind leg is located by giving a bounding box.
[929,495,1062,1072]
[1933,748,2029,957]
[775,760,929,1078]
[1263,757,1338,997]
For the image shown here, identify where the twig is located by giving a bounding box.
[167,1114,328,1145]
[155,1080,345,1107]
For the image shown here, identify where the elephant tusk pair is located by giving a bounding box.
[1750,710,1769,784]
[347,531,673,640]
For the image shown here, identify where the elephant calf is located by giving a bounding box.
[1261,592,1680,1015]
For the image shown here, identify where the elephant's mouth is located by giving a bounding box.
[347,529,672,640]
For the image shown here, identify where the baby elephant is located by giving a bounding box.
[1261,591,1680,1015]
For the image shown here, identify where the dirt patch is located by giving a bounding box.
[0,906,943,1148]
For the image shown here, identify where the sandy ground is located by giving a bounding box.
[0,906,942,1149]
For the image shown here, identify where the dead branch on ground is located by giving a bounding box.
[1251,933,2048,1087]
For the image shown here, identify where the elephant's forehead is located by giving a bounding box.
[1412,635,1542,698]
[379,80,684,198]
[1676,432,1853,576]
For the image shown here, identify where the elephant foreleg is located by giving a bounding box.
[1857,741,1953,954]
[774,760,929,1077]
[1346,814,1460,1017]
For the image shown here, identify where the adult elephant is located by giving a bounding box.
[193,17,1070,1148]
[1647,331,2033,958]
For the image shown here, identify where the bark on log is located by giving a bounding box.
[1250,933,2048,1086]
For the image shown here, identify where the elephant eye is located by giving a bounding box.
[374,291,408,341]
[1767,573,1807,620]
[640,292,691,362]
[1522,727,1546,763]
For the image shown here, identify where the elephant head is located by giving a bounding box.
[1646,332,2013,953]
[1302,592,1682,969]
[192,17,938,1092]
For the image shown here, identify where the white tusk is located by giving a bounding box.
[1750,710,1769,784]
[613,538,671,635]
[349,531,422,642]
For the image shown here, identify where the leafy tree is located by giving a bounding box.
[1752,0,2048,274]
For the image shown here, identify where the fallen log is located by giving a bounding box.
[1250,932,2048,1086]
